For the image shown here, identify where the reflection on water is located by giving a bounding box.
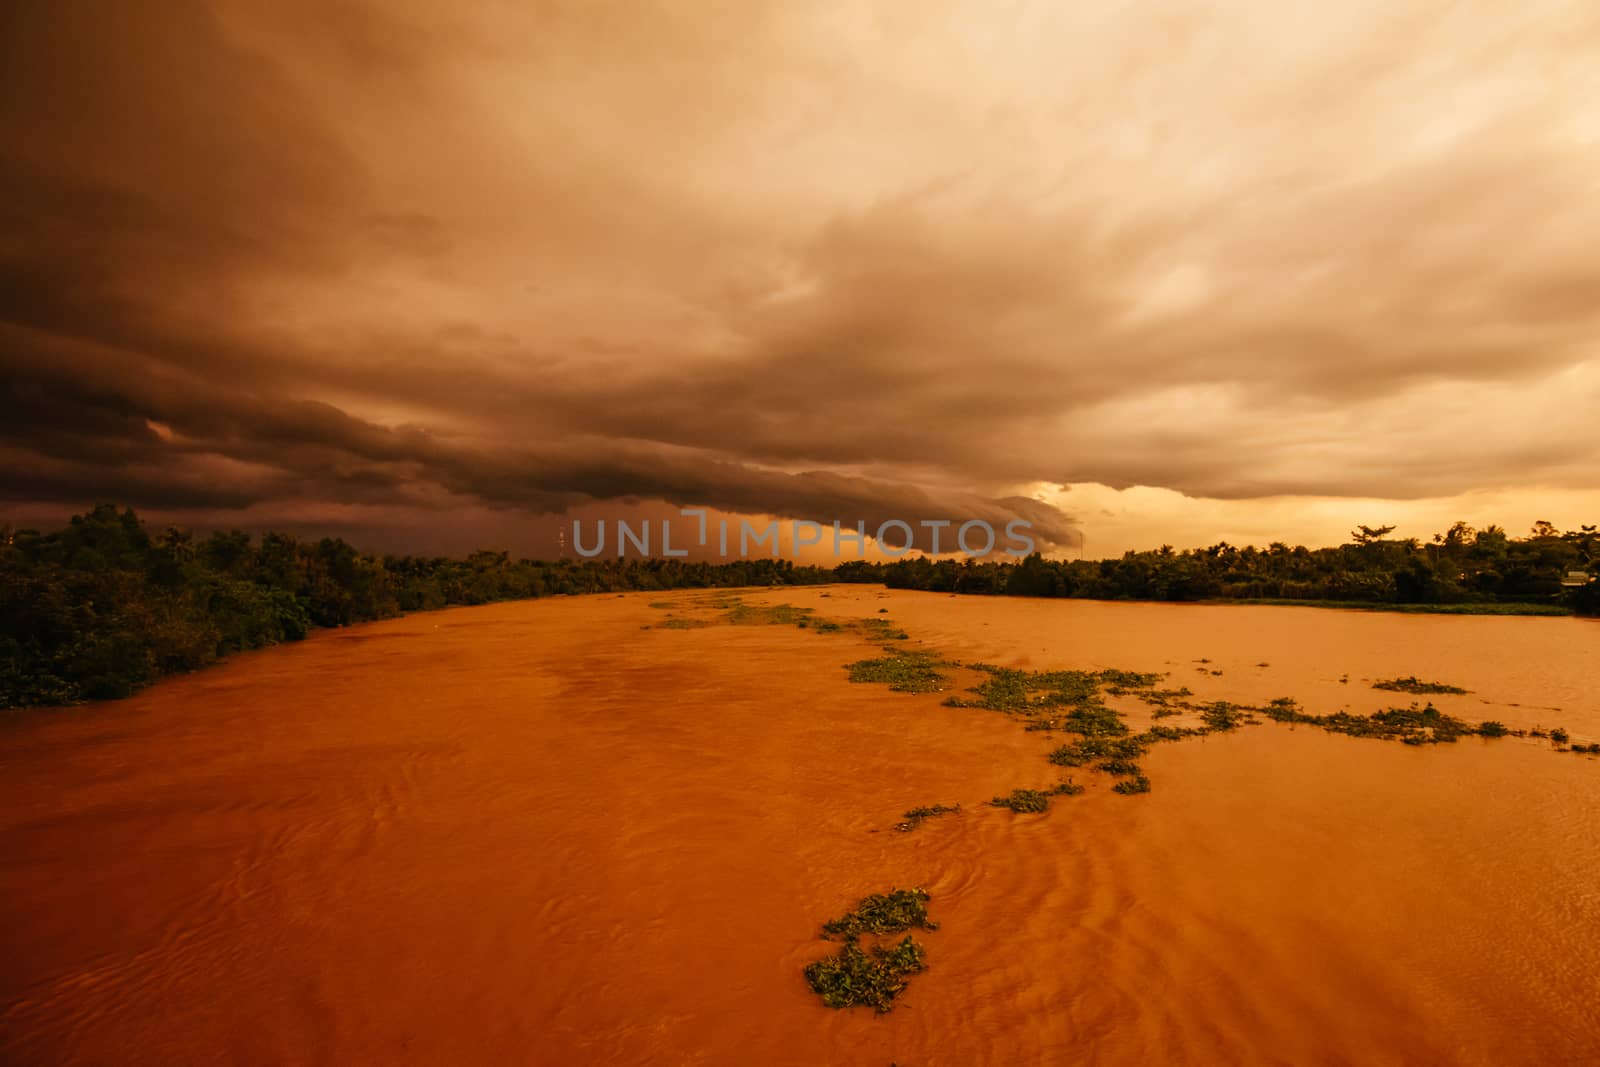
[2,588,1597,1065]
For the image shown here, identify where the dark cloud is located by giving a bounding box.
[3,0,1598,552]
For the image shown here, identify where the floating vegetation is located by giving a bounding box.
[896,803,960,832]
[1551,728,1570,744]
[806,847,937,1017]
[647,601,676,609]
[1478,720,1510,737]
[858,617,911,641]
[1143,723,1203,742]
[1140,687,1194,716]
[1373,676,1469,695]
[846,649,953,693]
[657,615,713,630]
[944,665,1157,715]
[990,789,1051,813]
[1020,702,1129,737]
[1095,758,1143,777]
[1098,668,1165,688]
[804,937,927,1013]
[1048,735,1151,768]
[1113,774,1152,794]
[723,602,816,627]
[821,888,938,941]
[1262,700,1490,744]
[1262,696,1302,718]
[989,782,1083,813]
[1198,701,1256,731]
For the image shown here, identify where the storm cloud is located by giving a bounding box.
[4,0,1598,553]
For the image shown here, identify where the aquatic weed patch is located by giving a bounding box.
[1048,734,1152,768]
[723,601,817,627]
[944,665,1155,714]
[821,887,938,940]
[857,617,911,641]
[1265,701,1484,744]
[846,649,954,693]
[989,782,1084,813]
[1197,701,1257,731]
[1139,686,1195,716]
[1373,676,1469,695]
[656,615,714,629]
[804,936,928,1013]
[897,803,961,831]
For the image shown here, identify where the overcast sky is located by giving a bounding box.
[4,0,1598,557]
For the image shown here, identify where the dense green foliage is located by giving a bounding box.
[0,506,830,708]
[803,936,928,1013]
[836,521,1600,612]
[1372,676,1469,695]
[806,888,937,1012]
[988,783,1084,812]
[820,888,938,941]
[845,649,952,692]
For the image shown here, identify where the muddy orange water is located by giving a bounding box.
[4,588,1599,1065]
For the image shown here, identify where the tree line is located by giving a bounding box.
[835,520,1599,614]
[3,507,1595,709]
[0,506,830,708]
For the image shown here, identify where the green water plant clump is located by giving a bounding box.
[1048,734,1152,768]
[1096,758,1143,777]
[657,615,713,629]
[723,601,817,627]
[820,888,938,941]
[1262,700,1491,745]
[896,803,960,831]
[845,649,953,693]
[988,782,1083,813]
[858,617,911,641]
[944,665,1158,713]
[804,936,927,1013]
[1372,676,1469,695]
[805,888,938,1011]
[1197,701,1257,731]
[1139,687,1195,716]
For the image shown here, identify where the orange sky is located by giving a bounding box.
[3,1,1598,557]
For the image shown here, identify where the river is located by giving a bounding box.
[3,588,1597,1065]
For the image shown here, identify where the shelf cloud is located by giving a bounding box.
[4,0,1598,553]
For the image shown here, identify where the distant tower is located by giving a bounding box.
[557,525,568,560]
